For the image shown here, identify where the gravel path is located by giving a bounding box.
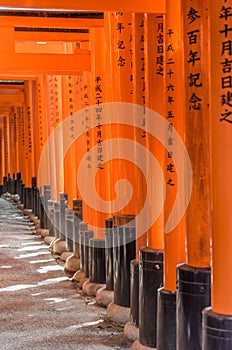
[0,197,132,350]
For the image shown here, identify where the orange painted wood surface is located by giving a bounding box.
[0,93,24,106]
[210,0,232,315]
[144,13,165,250]
[0,51,90,75]
[182,0,211,268]
[164,0,186,292]
[0,0,166,13]
[23,80,35,186]
[0,16,103,29]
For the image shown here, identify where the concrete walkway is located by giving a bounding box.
[0,197,132,350]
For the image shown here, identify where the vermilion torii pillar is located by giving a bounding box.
[82,27,109,291]
[23,81,35,187]
[106,11,136,319]
[132,13,166,350]
[34,76,50,189]
[176,1,211,349]
[203,1,232,349]
[3,115,10,178]
[144,13,165,252]
[157,0,186,349]
[0,124,4,183]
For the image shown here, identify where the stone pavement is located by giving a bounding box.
[0,197,132,350]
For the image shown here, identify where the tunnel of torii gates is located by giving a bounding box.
[0,0,231,349]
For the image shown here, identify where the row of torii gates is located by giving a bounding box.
[0,0,231,349]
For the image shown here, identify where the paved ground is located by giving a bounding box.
[0,197,132,350]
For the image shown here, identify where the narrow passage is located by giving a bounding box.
[0,197,132,350]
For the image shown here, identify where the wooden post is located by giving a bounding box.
[62,75,77,207]
[177,2,211,349]
[203,1,232,348]
[110,11,136,220]
[43,75,57,199]
[132,13,148,258]
[157,1,186,348]
[24,81,35,186]
[0,125,3,182]
[9,107,19,176]
[34,76,50,188]
[52,75,63,200]
[17,106,26,183]
[144,13,165,251]
[80,70,92,225]
[3,115,10,177]
[87,27,112,239]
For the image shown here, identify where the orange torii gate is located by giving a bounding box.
[1,3,232,350]
[0,0,166,13]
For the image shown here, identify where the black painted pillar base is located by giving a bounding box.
[31,176,36,188]
[33,188,39,217]
[79,230,85,272]
[83,230,94,278]
[17,179,22,197]
[3,176,7,194]
[24,187,32,209]
[65,208,74,252]
[36,188,41,220]
[7,174,11,193]
[39,194,45,228]
[72,200,82,257]
[11,175,17,195]
[105,218,114,291]
[0,184,3,196]
[123,259,140,342]
[73,215,80,257]
[202,307,232,350]
[53,201,60,239]
[131,259,139,327]
[31,177,36,213]
[82,238,106,297]
[59,192,68,240]
[79,222,88,271]
[157,288,176,350]
[176,264,211,350]
[72,223,89,287]
[64,211,82,278]
[139,248,163,348]
[43,185,51,229]
[48,199,54,237]
[113,225,136,308]
[8,176,12,194]
[16,173,21,196]
[19,182,25,202]
[89,239,106,284]
[22,184,26,205]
